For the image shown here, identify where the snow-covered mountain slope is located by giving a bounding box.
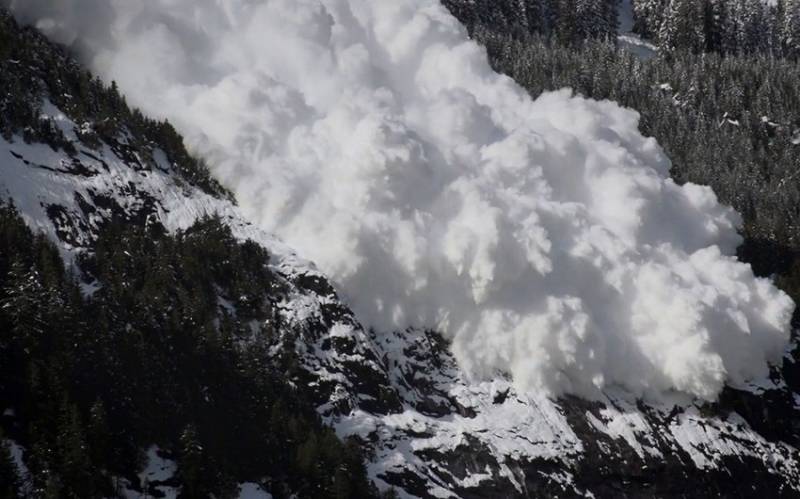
[12,0,796,405]
[2,7,800,499]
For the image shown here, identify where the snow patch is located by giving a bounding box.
[585,397,663,459]
[670,407,799,481]
[3,439,32,495]
[238,482,272,499]
[618,34,657,60]
[124,446,179,499]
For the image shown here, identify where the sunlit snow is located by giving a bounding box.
[5,0,794,401]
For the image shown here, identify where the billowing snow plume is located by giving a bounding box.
[5,0,794,400]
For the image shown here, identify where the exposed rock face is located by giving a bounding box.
[1,8,799,498]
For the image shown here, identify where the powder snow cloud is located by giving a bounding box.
[6,0,794,401]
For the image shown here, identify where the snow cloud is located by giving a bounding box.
[5,0,794,400]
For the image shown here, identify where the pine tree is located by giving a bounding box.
[87,400,110,466]
[784,0,800,58]
[703,0,728,53]
[729,0,768,54]
[631,0,668,39]
[178,424,205,498]
[771,0,787,54]
[557,0,581,44]
[543,0,563,36]
[577,0,604,38]
[575,0,619,40]
[0,438,20,499]
[56,400,94,498]
[522,0,546,36]
[602,0,621,37]
[746,0,768,53]
[1,259,48,353]
[659,0,705,52]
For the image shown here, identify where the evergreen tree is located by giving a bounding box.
[55,401,94,498]
[632,0,668,39]
[576,0,619,40]
[557,0,581,44]
[1,259,47,352]
[745,0,768,53]
[730,0,768,54]
[178,424,205,498]
[0,438,20,499]
[659,0,705,52]
[602,0,621,37]
[577,0,604,38]
[703,0,730,53]
[770,0,787,54]
[87,400,110,467]
[577,0,620,40]
[523,0,547,35]
[784,0,800,58]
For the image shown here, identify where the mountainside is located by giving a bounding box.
[1,5,800,499]
[0,11,380,498]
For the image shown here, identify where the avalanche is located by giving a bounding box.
[5,0,794,401]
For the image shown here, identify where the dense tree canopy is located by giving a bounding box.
[0,204,379,498]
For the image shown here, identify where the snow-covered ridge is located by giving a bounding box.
[0,99,315,276]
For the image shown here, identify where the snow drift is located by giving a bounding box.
[5,0,794,401]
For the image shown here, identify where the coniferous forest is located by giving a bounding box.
[0,205,379,498]
[449,0,800,303]
[445,0,800,57]
[2,1,800,497]
[0,12,381,499]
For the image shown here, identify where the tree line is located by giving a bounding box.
[444,0,800,58]
[634,0,800,57]
[442,0,621,43]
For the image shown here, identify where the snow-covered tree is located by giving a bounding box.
[728,0,769,54]
[783,0,800,58]
[576,0,620,39]
[0,438,20,499]
[659,0,705,52]
[703,0,728,52]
